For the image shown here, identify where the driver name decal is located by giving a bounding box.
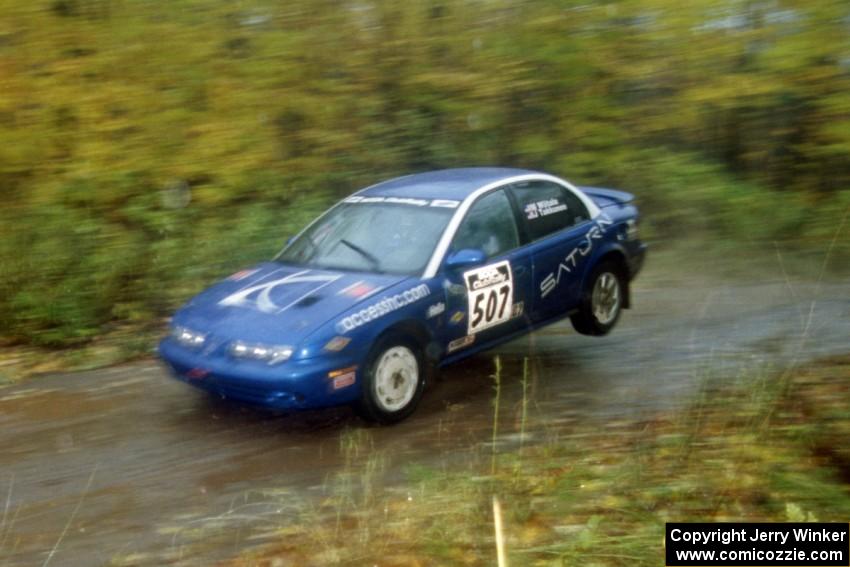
[464,261,513,335]
[524,198,568,220]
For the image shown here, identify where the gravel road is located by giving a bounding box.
[1,268,848,566]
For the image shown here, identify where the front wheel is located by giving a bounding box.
[571,262,624,336]
[356,336,425,424]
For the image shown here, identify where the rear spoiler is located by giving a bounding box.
[578,186,635,209]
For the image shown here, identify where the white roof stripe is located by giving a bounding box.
[421,174,601,278]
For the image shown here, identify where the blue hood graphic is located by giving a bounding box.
[174,262,409,345]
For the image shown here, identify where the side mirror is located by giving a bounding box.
[445,249,486,270]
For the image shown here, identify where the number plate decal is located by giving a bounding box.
[463,260,514,335]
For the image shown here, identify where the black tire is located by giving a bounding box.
[570,261,624,336]
[356,335,426,424]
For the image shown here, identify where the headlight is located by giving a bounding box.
[229,341,293,365]
[172,326,207,349]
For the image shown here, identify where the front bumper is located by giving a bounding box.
[158,338,361,410]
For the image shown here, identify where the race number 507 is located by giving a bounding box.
[464,261,514,335]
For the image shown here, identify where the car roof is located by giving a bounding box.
[358,167,542,201]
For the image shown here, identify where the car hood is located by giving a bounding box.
[173,262,409,345]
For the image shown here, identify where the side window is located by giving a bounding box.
[451,189,519,258]
[511,181,590,241]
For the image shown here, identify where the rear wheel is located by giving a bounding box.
[357,336,425,424]
[571,261,624,336]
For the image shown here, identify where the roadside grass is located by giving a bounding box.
[218,356,850,567]
[0,324,160,386]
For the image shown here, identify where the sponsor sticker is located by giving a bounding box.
[511,301,524,319]
[333,373,356,390]
[186,368,209,380]
[447,335,475,353]
[323,336,351,352]
[329,366,357,390]
[463,261,514,335]
[427,302,446,318]
[447,283,467,295]
[449,311,466,325]
[228,269,258,282]
[338,280,379,299]
[344,196,460,208]
[336,284,431,333]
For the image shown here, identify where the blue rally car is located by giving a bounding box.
[159,168,646,423]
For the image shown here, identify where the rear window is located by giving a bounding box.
[511,181,590,241]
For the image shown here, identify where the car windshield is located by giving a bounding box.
[276,202,455,275]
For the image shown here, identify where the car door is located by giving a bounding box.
[439,188,532,355]
[509,180,593,323]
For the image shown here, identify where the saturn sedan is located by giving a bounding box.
[158,167,646,423]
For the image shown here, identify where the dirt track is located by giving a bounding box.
[1,271,848,566]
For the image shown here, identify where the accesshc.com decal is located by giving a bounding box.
[336,284,431,333]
